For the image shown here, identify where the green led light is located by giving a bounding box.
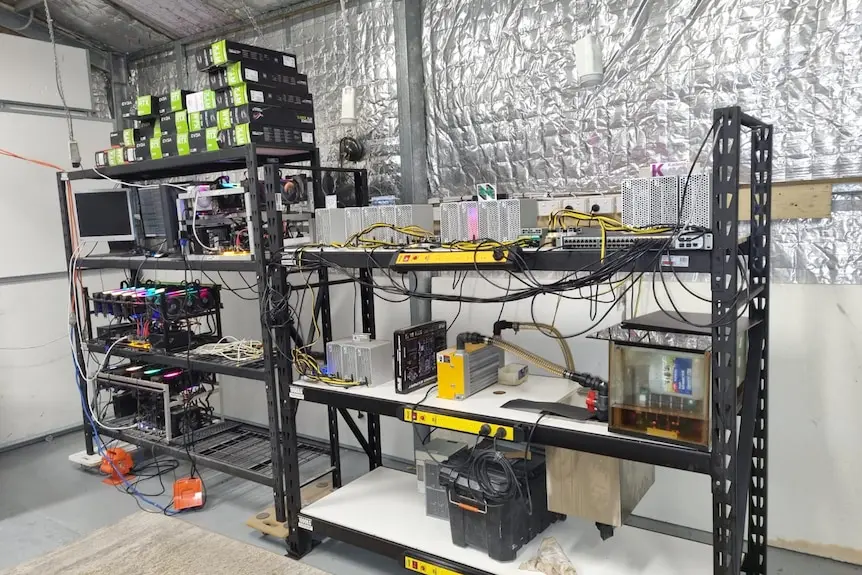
[144,368,164,375]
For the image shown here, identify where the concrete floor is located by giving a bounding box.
[0,431,859,575]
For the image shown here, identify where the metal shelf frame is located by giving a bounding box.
[278,108,772,575]
[58,143,369,529]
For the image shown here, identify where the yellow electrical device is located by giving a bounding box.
[436,343,504,400]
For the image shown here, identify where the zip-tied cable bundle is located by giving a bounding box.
[188,337,263,362]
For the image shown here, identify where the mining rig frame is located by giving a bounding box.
[270,107,772,575]
[59,145,370,527]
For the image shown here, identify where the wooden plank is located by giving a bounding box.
[246,479,334,539]
[738,181,833,220]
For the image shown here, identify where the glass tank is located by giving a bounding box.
[591,311,749,450]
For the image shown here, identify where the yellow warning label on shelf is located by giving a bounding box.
[394,250,507,265]
[404,556,464,575]
[403,409,515,441]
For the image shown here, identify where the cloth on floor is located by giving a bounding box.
[519,537,578,575]
[0,511,329,575]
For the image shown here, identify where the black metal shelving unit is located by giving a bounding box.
[59,144,362,526]
[276,107,772,575]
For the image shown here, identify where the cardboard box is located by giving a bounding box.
[134,140,150,162]
[228,123,315,149]
[208,62,308,93]
[95,149,110,168]
[194,46,214,71]
[188,110,218,132]
[110,128,145,147]
[188,128,220,154]
[120,95,157,119]
[215,83,313,114]
[185,89,218,113]
[159,110,189,135]
[136,118,161,140]
[106,147,135,166]
[217,104,314,130]
[148,137,163,161]
[157,90,192,115]
[206,39,297,71]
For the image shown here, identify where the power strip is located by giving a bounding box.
[68,442,139,468]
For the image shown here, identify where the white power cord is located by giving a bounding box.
[188,336,263,362]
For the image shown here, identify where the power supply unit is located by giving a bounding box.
[378,205,398,244]
[326,337,391,386]
[351,340,392,386]
[392,204,435,243]
[437,344,504,400]
[440,201,479,243]
[361,206,385,242]
[315,208,349,244]
[621,176,679,228]
[478,199,539,243]
[344,207,365,242]
[621,174,712,229]
[326,338,352,377]
[679,173,712,228]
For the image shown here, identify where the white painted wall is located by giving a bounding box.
[0,36,113,448]
[0,34,93,110]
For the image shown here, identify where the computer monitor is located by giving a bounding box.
[73,189,136,243]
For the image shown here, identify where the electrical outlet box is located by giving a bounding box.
[538,199,561,217]
[559,196,588,212]
[587,195,619,214]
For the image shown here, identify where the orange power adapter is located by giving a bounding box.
[173,477,205,511]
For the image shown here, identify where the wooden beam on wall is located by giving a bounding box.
[738,180,836,220]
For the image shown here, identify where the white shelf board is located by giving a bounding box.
[300,467,712,574]
[294,375,683,449]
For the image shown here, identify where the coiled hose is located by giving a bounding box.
[489,338,569,377]
[494,321,575,372]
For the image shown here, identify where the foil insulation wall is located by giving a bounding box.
[90,68,112,120]
[129,0,400,197]
[422,0,862,198]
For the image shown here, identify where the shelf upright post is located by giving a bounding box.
[710,107,743,574]
[309,149,343,489]
[263,164,313,557]
[741,121,773,575]
[245,146,288,524]
[352,168,382,469]
[57,172,95,456]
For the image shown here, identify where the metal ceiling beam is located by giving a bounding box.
[0,5,111,71]
[99,0,178,41]
[128,0,338,61]
[13,0,43,12]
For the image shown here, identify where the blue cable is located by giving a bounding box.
[71,329,176,515]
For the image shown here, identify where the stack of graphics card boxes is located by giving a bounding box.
[95,90,191,166]
[94,39,315,167]
[186,39,315,152]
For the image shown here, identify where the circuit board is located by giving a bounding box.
[394,321,447,394]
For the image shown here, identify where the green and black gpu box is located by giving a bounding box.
[216,105,314,130]
[208,62,309,94]
[221,123,315,149]
[195,39,297,72]
[215,83,314,114]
